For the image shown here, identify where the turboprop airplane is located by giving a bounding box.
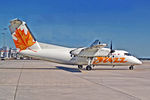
[9,19,142,71]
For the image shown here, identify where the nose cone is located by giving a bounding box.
[132,57,142,65]
[135,59,142,65]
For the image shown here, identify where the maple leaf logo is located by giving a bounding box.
[13,28,35,51]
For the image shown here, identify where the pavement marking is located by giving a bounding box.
[74,74,141,100]
[13,62,24,100]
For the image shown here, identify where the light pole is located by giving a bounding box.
[1,33,6,47]
[1,28,7,47]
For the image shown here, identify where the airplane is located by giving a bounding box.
[9,19,142,71]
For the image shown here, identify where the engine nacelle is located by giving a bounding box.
[70,48,84,56]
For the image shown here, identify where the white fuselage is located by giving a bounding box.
[20,43,142,66]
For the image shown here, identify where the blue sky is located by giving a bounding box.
[0,0,150,57]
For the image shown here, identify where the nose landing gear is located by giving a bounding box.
[129,65,134,70]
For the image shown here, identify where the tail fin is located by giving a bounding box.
[9,18,41,52]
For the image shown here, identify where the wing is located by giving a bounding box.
[70,40,111,57]
[77,43,110,57]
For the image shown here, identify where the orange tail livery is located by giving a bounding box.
[9,19,41,52]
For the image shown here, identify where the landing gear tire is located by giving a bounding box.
[129,65,134,70]
[86,65,92,71]
[78,65,83,69]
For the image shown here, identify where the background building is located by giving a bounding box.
[0,46,17,59]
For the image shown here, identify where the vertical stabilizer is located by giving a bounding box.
[9,18,41,52]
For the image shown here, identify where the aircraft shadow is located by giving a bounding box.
[0,67,82,73]
[56,66,81,73]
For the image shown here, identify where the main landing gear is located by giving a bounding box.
[86,65,92,71]
[86,57,94,71]
[78,65,93,71]
[129,65,134,70]
[78,57,96,71]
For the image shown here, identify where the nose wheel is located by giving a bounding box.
[129,65,134,70]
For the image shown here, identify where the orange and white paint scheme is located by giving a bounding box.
[93,57,127,64]
[13,28,35,51]
[9,19,142,71]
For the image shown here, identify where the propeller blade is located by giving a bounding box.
[110,41,115,53]
[110,41,112,50]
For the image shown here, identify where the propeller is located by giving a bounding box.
[109,41,115,64]
[110,41,115,53]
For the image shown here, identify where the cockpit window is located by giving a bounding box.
[124,53,132,56]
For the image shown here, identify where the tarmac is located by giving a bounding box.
[0,60,150,100]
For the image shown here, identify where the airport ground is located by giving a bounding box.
[0,60,150,100]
